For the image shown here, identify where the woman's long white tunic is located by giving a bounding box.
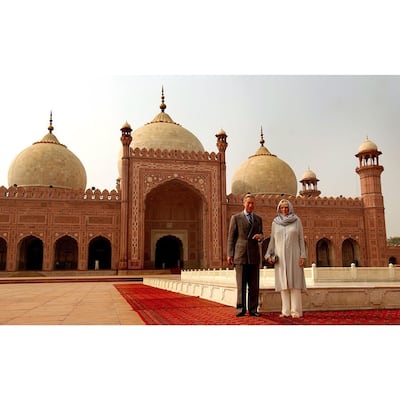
[266,219,307,292]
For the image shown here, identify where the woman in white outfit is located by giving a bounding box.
[265,199,306,318]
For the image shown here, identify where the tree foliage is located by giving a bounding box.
[387,237,400,246]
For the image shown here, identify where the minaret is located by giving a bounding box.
[355,137,387,266]
[216,128,228,264]
[119,121,133,269]
[299,167,321,197]
[215,128,228,158]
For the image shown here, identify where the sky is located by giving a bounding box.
[1,1,400,397]
[1,2,399,239]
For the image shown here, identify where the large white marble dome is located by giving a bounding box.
[130,94,204,153]
[231,134,298,196]
[8,118,87,190]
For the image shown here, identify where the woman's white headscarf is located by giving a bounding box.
[273,199,298,226]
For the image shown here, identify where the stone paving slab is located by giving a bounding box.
[0,281,145,325]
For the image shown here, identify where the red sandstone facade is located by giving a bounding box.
[0,126,398,272]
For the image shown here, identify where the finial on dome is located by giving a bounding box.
[160,86,166,112]
[260,126,265,147]
[48,111,54,134]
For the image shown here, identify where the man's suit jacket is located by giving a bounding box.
[227,212,263,265]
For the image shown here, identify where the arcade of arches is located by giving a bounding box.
[261,237,361,268]
[0,235,112,271]
[0,224,380,271]
[316,237,360,267]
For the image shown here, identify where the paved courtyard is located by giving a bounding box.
[0,281,144,325]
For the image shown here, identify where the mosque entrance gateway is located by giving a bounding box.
[144,179,204,269]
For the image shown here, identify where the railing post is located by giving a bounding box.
[389,263,395,280]
[350,262,357,280]
[311,262,317,281]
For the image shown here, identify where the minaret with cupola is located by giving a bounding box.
[355,137,387,266]
[299,167,321,197]
[216,127,229,252]
[119,121,132,269]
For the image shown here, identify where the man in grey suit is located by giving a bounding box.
[227,193,264,317]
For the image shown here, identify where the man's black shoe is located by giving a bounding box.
[249,312,261,317]
[236,311,246,317]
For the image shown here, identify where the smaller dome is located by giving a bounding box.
[231,132,297,196]
[358,138,378,153]
[301,168,317,181]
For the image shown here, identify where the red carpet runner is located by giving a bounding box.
[115,283,400,325]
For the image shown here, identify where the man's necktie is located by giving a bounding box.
[248,213,253,225]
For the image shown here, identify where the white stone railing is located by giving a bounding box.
[181,267,278,288]
[146,265,400,311]
[307,263,400,282]
[181,268,236,286]
[182,264,400,286]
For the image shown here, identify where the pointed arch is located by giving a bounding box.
[0,237,6,270]
[155,235,183,268]
[316,238,334,267]
[342,238,360,267]
[389,256,397,265]
[17,235,43,271]
[88,236,112,270]
[54,235,78,270]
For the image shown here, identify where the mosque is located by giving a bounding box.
[1,90,399,273]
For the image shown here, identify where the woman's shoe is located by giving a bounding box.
[279,313,290,318]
